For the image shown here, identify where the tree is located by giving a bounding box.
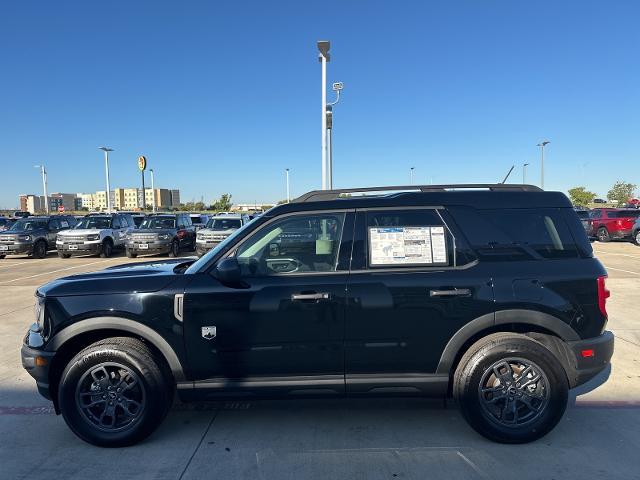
[607,181,636,205]
[567,186,596,207]
[211,194,232,212]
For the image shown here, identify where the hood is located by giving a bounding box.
[59,229,103,236]
[198,228,235,235]
[37,258,196,297]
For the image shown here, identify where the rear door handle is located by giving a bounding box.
[291,292,331,301]
[429,288,471,297]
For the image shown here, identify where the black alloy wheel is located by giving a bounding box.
[33,240,47,259]
[168,240,179,257]
[100,239,113,258]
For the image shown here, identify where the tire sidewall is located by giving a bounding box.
[598,227,610,242]
[34,240,47,258]
[58,345,166,447]
[101,239,113,257]
[457,339,568,444]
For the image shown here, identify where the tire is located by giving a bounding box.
[168,240,179,257]
[58,251,71,259]
[126,249,137,258]
[189,239,196,252]
[33,240,48,259]
[0,255,5,259]
[597,227,610,242]
[454,333,568,444]
[58,337,173,447]
[634,231,640,245]
[100,239,113,258]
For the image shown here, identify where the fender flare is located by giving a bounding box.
[436,309,579,375]
[46,316,186,381]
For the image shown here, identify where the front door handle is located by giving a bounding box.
[429,288,471,297]
[291,292,331,301]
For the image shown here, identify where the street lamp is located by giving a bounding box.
[522,163,530,184]
[410,167,415,185]
[99,147,113,212]
[536,141,550,189]
[326,81,343,190]
[33,165,48,212]
[318,40,330,190]
[285,168,290,203]
[149,168,156,213]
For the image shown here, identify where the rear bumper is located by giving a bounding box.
[610,229,632,240]
[567,330,614,387]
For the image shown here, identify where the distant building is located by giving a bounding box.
[49,193,77,212]
[77,193,96,210]
[170,189,181,208]
[233,203,274,212]
[19,194,41,213]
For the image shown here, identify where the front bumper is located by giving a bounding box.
[195,241,221,256]
[567,330,614,387]
[57,242,101,255]
[127,241,171,255]
[21,325,55,401]
[0,242,34,255]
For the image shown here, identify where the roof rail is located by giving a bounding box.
[292,184,543,203]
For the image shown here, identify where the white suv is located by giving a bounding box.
[56,213,134,258]
[195,213,250,257]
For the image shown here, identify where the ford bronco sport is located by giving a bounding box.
[21,184,613,446]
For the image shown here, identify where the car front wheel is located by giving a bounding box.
[58,337,173,447]
[597,227,610,242]
[454,333,568,444]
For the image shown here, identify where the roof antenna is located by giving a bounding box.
[501,165,515,184]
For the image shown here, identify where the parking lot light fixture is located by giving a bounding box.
[523,163,530,184]
[33,165,48,212]
[99,147,114,212]
[150,168,156,213]
[285,168,290,203]
[410,167,415,185]
[318,40,330,190]
[536,141,550,189]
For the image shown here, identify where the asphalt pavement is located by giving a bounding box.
[0,244,638,480]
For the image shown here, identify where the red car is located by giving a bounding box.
[590,208,640,242]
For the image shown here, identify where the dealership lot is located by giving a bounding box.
[0,244,639,479]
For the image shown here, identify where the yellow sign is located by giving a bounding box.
[138,155,147,171]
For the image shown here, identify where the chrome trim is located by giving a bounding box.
[174,294,184,322]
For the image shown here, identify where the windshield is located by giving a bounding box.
[207,218,242,230]
[9,219,47,231]
[141,217,176,229]
[75,217,112,229]
[185,220,255,274]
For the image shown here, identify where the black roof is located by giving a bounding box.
[267,184,571,216]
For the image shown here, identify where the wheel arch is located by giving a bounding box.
[46,317,186,412]
[436,309,579,376]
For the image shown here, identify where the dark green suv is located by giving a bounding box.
[0,215,77,259]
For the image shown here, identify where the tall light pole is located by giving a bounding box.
[33,165,49,212]
[326,82,343,190]
[410,167,415,185]
[537,141,550,189]
[149,168,156,213]
[522,163,530,184]
[318,41,330,190]
[285,168,290,203]
[99,147,113,212]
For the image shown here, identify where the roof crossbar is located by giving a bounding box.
[292,183,543,203]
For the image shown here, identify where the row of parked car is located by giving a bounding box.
[0,211,255,260]
[575,207,640,243]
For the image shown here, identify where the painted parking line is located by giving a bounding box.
[594,250,640,260]
[0,259,110,284]
[0,260,33,270]
[601,266,640,276]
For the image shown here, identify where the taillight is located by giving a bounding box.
[616,220,623,226]
[597,275,610,318]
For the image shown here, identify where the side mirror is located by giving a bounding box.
[214,257,242,285]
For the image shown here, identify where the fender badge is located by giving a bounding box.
[201,326,217,340]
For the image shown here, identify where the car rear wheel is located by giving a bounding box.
[33,240,47,259]
[634,231,640,245]
[58,337,173,447]
[168,240,179,257]
[100,239,113,258]
[454,333,568,444]
[597,227,610,242]
[58,251,71,259]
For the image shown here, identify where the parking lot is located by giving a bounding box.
[0,244,639,480]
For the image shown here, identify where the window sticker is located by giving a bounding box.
[369,226,448,266]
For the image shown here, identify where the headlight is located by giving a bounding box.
[56,235,62,242]
[158,234,170,240]
[86,234,100,241]
[34,295,45,328]
[19,235,31,241]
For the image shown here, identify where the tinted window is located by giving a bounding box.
[112,217,122,229]
[608,210,640,218]
[589,210,602,219]
[208,218,242,230]
[48,219,61,230]
[575,211,590,220]
[10,219,48,231]
[236,213,345,275]
[478,209,578,259]
[141,217,176,229]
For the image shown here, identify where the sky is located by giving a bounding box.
[1,0,639,208]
